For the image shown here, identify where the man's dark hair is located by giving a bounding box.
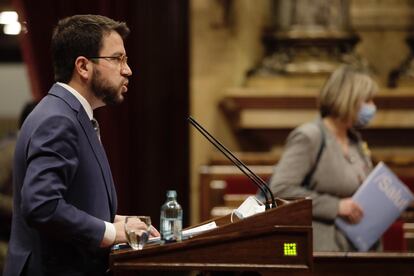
[51,14,130,83]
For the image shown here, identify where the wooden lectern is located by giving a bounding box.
[110,198,313,274]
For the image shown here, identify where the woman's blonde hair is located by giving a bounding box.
[319,65,378,124]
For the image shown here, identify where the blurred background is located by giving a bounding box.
[1,1,414,266]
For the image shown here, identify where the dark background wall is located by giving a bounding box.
[13,0,190,228]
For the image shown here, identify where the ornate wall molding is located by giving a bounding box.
[351,0,414,30]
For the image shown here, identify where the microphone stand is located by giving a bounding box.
[188,116,277,209]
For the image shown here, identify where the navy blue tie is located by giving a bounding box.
[91,118,101,142]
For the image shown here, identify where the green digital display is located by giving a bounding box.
[283,242,297,256]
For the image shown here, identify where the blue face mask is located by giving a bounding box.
[355,103,376,127]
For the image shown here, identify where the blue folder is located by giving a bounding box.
[335,162,414,251]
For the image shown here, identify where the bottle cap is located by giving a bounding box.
[166,190,177,198]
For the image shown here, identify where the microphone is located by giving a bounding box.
[188,116,276,210]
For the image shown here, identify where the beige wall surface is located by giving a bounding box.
[0,63,31,117]
[0,63,31,137]
[351,0,414,85]
[190,0,272,224]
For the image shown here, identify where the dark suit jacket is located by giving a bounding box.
[3,84,117,276]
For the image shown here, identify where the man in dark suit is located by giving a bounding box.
[3,14,159,276]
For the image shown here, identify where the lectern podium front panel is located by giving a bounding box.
[110,198,313,273]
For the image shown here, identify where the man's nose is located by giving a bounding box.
[121,63,132,76]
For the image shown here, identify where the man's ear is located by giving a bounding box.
[74,56,91,80]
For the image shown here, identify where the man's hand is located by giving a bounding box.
[113,220,127,244]
[114,215,126,223]
[149,225,160,238]
[113,215,160,244]
[338,198,363,224]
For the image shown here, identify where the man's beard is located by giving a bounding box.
[91,68,124,105]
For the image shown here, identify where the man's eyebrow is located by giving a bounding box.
[111,52,126,56]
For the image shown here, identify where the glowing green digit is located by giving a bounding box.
[283,243,297,256]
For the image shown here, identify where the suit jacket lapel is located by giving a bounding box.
[78,113,115,202]
[49,84,117,219]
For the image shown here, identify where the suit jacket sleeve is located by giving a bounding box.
[269,123,340,221]
[20,115,105,248]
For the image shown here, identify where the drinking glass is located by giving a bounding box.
[124,216,151,250]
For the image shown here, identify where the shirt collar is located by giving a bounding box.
[56,82,93,120]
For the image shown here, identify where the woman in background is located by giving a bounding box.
[269,65,379,251]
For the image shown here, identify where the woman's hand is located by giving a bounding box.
[338,198,363,224]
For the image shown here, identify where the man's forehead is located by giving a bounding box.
[100,31,125,53]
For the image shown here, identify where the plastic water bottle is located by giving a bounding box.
[160,190,183,242]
